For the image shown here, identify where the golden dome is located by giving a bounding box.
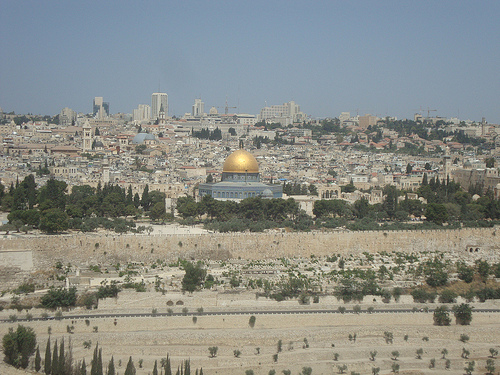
[223,149,259,173]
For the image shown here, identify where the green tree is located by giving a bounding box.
[51,340,58,375]
[441,348,448,359]
[457,262,474,283]
[44,338,51,375]
[249,315,256,328]
[2,324,37,368]
[124,356,136,375]
[485,157,495,168]
[176,196,199,219]
[433,306,451,326]
[108,356,116,375]
[464,360,475,375]
[182,261,207,292]
[39,208,69,233]
[490,348,499,358]
[416,348,424,359]
[438,290,457,304]
[35,345,41,372]
[149,201,166,221]
[425,203,448,225]
[476,259,490,280]
[38,178,67,211]
[453,303,473,325]
[486,359,495,375]
[383,185,398,218]
[41,287,77,308]
[208,346,218,358]
[152,360,157,375]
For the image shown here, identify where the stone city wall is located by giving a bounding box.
[0,227,497,274]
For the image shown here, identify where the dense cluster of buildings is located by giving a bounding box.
[1,94,500,214]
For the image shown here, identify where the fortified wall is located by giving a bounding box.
[0,228,498,277]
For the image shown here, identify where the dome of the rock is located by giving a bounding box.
[222,149,259,174]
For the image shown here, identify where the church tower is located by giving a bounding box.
[158,103,166,125]
[83,120,92,152]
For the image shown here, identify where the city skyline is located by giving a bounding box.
[1,1,499,122]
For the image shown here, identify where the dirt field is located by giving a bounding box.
[1,296,499,375]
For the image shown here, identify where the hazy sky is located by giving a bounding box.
[1,1,499,122]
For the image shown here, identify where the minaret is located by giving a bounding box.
[82,120,92,152]
[102,158,110,183]
[443,146,451,181]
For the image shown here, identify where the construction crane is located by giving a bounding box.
[425,108,437,118]
[224,98,237,115]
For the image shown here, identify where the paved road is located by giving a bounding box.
[2,307,499,323]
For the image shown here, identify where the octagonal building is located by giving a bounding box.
[198,149,282,200]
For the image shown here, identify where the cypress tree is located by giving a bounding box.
[51,340,58,375]
[97,348,103,375]
[81,359,87,375]
[124,356,135,375]
[58,338,65,375]
[184,360,190,375]
[44,338,51,375]
[35,346,41,372]
[164,355,172,375]
[152,360,158,375]
[91,344,99,375]
[107,356,115,375]
[199,368,203,375]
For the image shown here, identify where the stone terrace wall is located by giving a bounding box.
[0,227,497,272]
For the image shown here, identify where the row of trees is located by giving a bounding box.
[314,179,500,226]
[177,195,300,223]
[0,175,167,233]
[433,304,473,326]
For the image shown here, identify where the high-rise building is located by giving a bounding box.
[133,104,151,122]
[192,99,204,117]
[93,97,109,119]
[59,107,77,126]
[152,93,168,120]
[258,101,306,126]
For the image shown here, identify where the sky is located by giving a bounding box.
[1,0,499,122]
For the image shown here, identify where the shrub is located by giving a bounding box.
[438,289,457,303]
[416,348,424,359]
[411,288,436,303]
[384,331,394,344]
[41,287,77,308]
[490,348,499,358]
[460,334,470,343]
[486,359,495,375]
[208,346,218,357]
[249,315,256,328]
